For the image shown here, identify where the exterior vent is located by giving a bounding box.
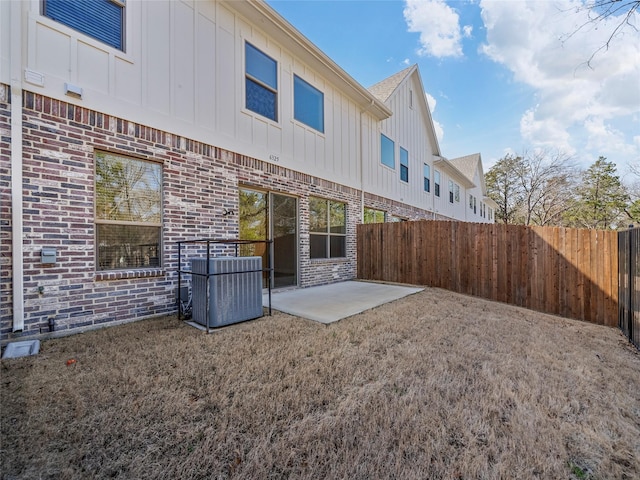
[191,256,263,328]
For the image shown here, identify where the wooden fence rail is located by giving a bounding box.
[357,221,618,326]
[618,227,640,347]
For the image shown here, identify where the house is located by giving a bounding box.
[0,0,494,341]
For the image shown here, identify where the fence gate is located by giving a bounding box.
[619,227,640,349]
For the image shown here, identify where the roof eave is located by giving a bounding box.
[434,158,476,189]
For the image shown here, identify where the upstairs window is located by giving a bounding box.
[400,148,409,182]
[448,180,454,203]
[423,164,431,192]
[43,0,125,51]
[455,184,460,202]
[434,170,441,197]
[245,43,278,121]
[309,197,346,259]
[381,134,395,169]
[95,152,162,270]
[294,75,324,132]
[364,207,385,224]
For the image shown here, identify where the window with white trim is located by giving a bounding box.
[309,197,346,258]
[400,147,409,182]
[455,184,460,202]
[95,152,162,270]
[448,180,454,203]
[43,0,126,51]
[434,170,441,197]
[245,43,278,121]
[423,164,430,192]
[381,134,395,169]
[294,75,324,132]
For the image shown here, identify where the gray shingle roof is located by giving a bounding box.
[449,153,481,182]
[368,65,415,102]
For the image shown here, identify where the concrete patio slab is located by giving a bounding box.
[263,281,423,324]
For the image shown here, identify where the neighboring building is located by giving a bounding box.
[449,154,498,223]
[0,0,494,341]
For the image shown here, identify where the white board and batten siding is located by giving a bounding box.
[363,71,438,215]
[14,0,376,191]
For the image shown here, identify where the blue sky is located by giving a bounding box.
[267,0,640,178]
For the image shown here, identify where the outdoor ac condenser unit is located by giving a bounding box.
[191,256,263,328]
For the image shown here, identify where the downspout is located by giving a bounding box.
[360,110,364,222]
[10,0,24,331]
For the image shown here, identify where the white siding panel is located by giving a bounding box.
[268,123,282,156]
[216,10,235,137]
[114,57,141,105]
[174,2,195,123]
[145,1,171,115]
[0,0,9,84]
[196,12,216,129]
[77,40,109,94]
[35,23,70,79]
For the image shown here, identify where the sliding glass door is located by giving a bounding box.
[239,189,298,288]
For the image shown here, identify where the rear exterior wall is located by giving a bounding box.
[0,87,366,341]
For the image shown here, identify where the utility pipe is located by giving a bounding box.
[10,0,24,331]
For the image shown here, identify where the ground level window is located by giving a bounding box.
[364,207,385,224]
[309,197,346,258]
[95,151,162,270]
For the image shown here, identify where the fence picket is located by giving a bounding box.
[357,220,619,326]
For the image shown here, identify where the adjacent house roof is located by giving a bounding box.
[450,154,482,186]
[368,65,415,103]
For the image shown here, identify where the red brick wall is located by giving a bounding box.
[1,86,438,341]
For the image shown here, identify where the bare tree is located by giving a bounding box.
[562,0,639,66]
[515,149,575,226]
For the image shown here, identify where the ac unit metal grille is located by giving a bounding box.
[191,257,263,328]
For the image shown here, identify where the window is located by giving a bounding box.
[309,197,346,258]
[448,180,454,203]
[423,164,430,192]
[473,196,477,214]
[364,207,385,224]
[400,148,409,182]
[469,194,474,209]
[434,170,441,197]
[381,134,395,169]
[245,43,277,121]
[388,215,407,222]
[294,75,324,132]
[95,152,162,270]
[455,184,460,202]
[43,0,125,51]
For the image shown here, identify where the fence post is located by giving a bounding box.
[629,226,635,345]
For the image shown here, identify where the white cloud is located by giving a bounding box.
[425,92,444,141]
[479,0,640,166]
[462,25,473,38]
[404,0,470,58]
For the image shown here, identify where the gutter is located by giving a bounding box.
[10,0,24,332]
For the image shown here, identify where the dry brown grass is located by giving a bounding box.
[2,287,639,480]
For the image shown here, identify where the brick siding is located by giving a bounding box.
[1,86,439,341]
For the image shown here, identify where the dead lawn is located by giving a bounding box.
[1,287,639,480]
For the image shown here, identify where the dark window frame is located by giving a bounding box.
[95,151,162,271]
[309,197,347,259]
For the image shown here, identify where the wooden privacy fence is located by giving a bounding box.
[357,221,618,326]
[618,227,640,348]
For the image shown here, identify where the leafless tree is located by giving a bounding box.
[562,0,639,67]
